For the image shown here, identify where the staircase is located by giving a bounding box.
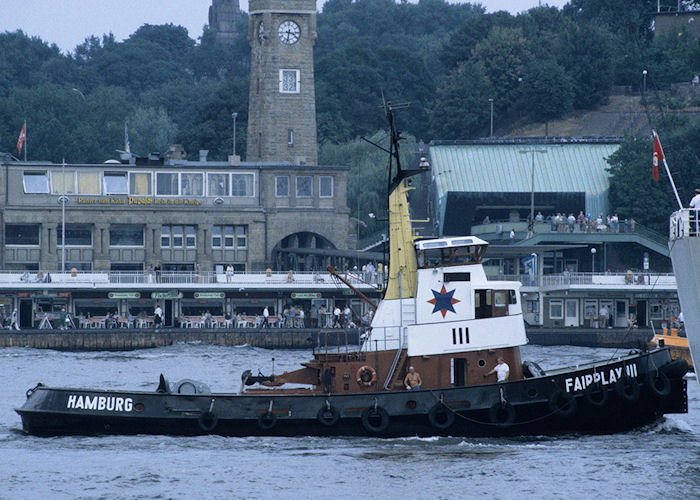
[383,348,408,390]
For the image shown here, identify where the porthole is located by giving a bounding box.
[478,359,486,367]
[134,403,145,411]
[406,400,417,409]
[527,388,538,398]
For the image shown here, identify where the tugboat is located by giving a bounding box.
[16,108,689,437]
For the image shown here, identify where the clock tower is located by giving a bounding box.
[247,0,318,165]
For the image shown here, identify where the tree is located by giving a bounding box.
[429,64,491,140]
[472,27,532,109]
[127,107,178,155]
[517,60,574,123]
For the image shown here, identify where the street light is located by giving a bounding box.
[590,247,597,273]
[58,158,69,273]
[232,112,238,156]
[642,69,647,97]
[488,98,494,137]
[519,149,547,229]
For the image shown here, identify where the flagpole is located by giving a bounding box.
[23,120,27,162]
[662,158,683,210]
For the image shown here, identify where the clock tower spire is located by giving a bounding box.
[247,0,318,165]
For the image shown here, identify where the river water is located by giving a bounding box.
[1,344,698,499]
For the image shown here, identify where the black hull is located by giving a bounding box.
[16,349,689,438]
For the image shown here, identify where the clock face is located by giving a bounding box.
[278,20,300,45]
[258,21,264,43]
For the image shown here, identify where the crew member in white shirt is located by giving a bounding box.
[689,188,700,208]
[485,357,510,382]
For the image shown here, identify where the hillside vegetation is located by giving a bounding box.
[0,0,699,235]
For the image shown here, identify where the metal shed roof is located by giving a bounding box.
[429,140,620,228]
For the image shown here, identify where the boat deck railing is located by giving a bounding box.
[670,208,700,240]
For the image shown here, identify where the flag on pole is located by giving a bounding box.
[652,130,664,182]
[17,121,26,156]
[124,122,131,153]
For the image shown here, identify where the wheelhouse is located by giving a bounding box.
[415,237,488,269]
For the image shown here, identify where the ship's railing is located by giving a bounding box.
[362,326,403,352]
[670,208,700,240]
[0,270,385,288]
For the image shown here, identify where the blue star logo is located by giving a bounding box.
[427,285,460,318]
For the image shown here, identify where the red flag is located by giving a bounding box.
[16,122,26,156]
[652,131,664,182]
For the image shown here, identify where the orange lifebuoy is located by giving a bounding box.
[356,365,377,387]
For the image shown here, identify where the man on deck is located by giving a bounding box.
[404,366,422,390]
[485,357,510,382]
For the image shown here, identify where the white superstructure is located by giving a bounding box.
[366,236,528,356]
[669,209,700,381]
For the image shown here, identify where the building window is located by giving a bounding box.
[296,176,312,197]
[109,224,144,247]
[156,172,179,196]
[57,224,92,246]
[212,225,244,249]
[186,225,196,247]
[275,176,290,197]
[161,225,171,248]
[288,129,294,147]
[23,171,49,193]
[103,172,128,195]
[5,224,39,246]
[181,173,203,196]
[77,172,100,194]
[129,172,152,195]
[208,173,229,197]
[231,173,255,197]
[319,176,333,198]
[52,170,75,194]
[161,225,196,248]
[279,69,300,94]
[549,299,564,319]
[224,225,234,247]
[236,226,247,248]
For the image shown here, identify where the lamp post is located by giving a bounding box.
[488,98,494,137]
[232,112,238,156]
[590,247,597,273]
[519,149,547,228]
[59,158,69,273]
[642,70,647,98]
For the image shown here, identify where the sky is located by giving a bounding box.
[1,0,569,53]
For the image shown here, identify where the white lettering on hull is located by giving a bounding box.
[66,394,134,412]
[564,364,638,393]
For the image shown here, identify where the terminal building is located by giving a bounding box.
[423,137,680,330]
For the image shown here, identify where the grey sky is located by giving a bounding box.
[1,0,568,53]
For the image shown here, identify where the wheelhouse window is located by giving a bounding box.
[319,176,333,198]
[23,171,49,193]
[296,176,312,197]
[52,170,75,194]
[156,173,179,196]
[109,224,144,246]
[231,173,255,197]
[208,173,229,197]
[275,176,289,197]
[103,172,128,195]
[181,173,203,196]
[416,241,486,269]
[58,224,92,246]
[77,172,100,194]
[5,224,39,246]
[129,172,152,195]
